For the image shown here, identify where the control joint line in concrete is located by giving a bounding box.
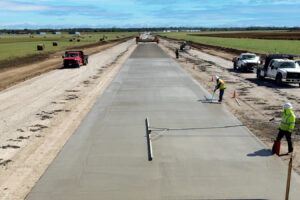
[149,119,281,132]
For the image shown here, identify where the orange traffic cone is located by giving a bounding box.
[186,60,188,64]
[193,65,196,70]
[211,76,214,82]
[233,90,237,98]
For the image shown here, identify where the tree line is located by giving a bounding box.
[0,27,299,34]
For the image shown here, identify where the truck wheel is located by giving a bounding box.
[240,66,245,73]
[275,74,282,85]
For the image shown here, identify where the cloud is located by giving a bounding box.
[0,1,49,11]
[0,0,132,20]
[0,0,299,28]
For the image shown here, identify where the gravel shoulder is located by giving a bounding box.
[0,39,136,200]
[159,38,300,174]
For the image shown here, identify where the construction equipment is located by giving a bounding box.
[180,42,190,51]
[200,92,220,104]
[136,33,159,44]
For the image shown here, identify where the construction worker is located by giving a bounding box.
[275,103,296,153]
[214,75,226,102]
[175,49,179,59]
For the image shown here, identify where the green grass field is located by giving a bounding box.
[159,32,300,55]
[0,32,136,62]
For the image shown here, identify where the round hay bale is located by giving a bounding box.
[53,42,58,46]
[37,44,45,51]
[69,39,73,42]
[77,39,80,42]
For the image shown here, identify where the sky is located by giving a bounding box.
[0,0,299,29]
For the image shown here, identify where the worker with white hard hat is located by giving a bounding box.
[214,75,226,102]
[274,103,296,154]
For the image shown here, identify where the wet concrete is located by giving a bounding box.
[27,44,300,200]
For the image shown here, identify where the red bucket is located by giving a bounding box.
[272,141,280,155]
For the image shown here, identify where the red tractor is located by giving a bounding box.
[62,51,88,68]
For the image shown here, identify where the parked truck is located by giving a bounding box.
[180,42,190,51]
[62,51,88,68]
[255,54,300,86]
[232,53,260,72]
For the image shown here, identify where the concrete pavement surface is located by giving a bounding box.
[26,44,300,200]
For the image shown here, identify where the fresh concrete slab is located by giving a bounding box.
[27,44,300,200]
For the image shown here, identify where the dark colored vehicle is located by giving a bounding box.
[62,51,88,68]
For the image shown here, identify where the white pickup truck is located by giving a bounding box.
[255,55,300,86]
[233,53,260,72]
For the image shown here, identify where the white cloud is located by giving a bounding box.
[0,1,49,11]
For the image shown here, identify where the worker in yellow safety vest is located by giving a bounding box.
[276,103,296,153]
[214,75,226,102]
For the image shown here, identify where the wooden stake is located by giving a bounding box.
[285,136,294,200]
[235,98,241,106]
[285,154,293,200]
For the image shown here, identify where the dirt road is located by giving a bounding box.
[0,39,136,200]
[159,38,300,173]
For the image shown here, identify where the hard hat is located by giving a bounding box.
[215,75,219,80]
[284,103,293,109]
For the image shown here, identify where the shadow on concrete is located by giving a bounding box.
[279,153,289,157]
[247,149,273,157]
[246,78,299,89]
[198,199,268,200]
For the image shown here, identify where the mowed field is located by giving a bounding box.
[159,31,300,55]
[0,32,136,62]
[192,31,300,40]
